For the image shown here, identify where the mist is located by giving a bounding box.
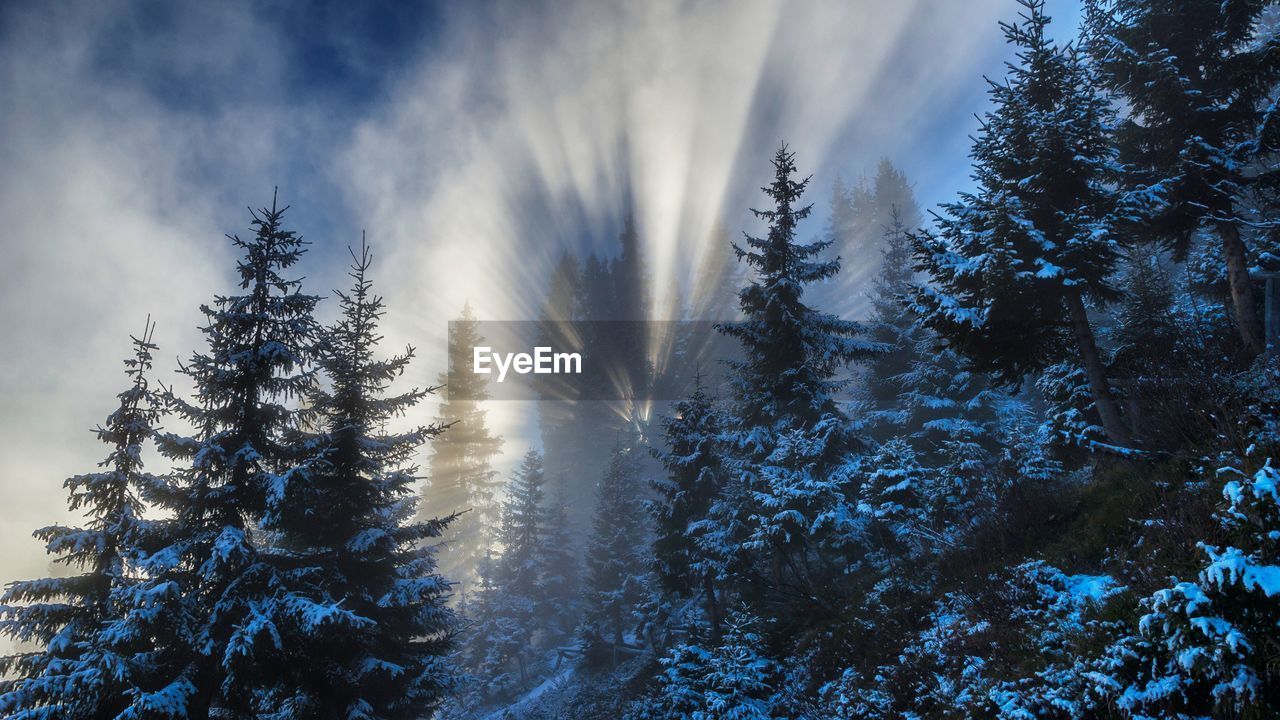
[0,0,1074,646]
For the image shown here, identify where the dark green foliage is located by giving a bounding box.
[1086,0,1280,355]
[120,197,322,718]
[0,323,164,719]
[260,242,458,718]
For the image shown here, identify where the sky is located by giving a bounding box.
[0,0,1083,604]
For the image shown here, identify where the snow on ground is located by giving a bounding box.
[481,666,576,720]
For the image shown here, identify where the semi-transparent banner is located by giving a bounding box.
[445,321,742,401]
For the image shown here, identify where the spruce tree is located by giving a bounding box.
[648,613,785,720]
[112,195,321,718]
[428,302,502,591]
[865,206,926,431]
[868,159,921,232]
[256,241,459,718]
[1086,0,1280,356]
[494,449,547,611]
[891,342,1005,458]
[582,442,648,667]
[818,160,919,317]
[454,551,520,704]
[912,0,1133,446]
[466,449,549,689]
[715,143,882,608]
[867,205,1006,458]
[540,478,580,636]
[537,252,586,531]
[650,375,724,637]
[857,439,928,535]
[0,323,164,719]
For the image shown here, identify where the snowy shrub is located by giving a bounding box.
[822,561,1123,719]
[642,614,789,720]
[1099,462,1280,718]
[1036,363,1107,451]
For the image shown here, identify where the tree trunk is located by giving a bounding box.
[611,605,622,669]
[1218,222,1264,356]
[703,573,721,641]
[1065,288,1133,448]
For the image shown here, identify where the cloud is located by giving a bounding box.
[339,0,1023,449]
[0,0,307,625]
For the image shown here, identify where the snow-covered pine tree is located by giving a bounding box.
[455,551,508,703]
[644,613,786,720]
[540,477,580,636]
[459,449,556,693]
[582,442,649,668]
[866,202,1007,469]
[912,0,1133,447]
[650,374,724,637]
[0,322,164,719]
[856,438,933,559]
[495,449,547,608]
[1086,0,1280,357]
[254,241,458,718]
[111,195,321,718]
[714,143,882,608]
[428,301,503,592]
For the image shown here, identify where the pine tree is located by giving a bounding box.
[818,160,919,317]
[912,0,1133,447]
[255,241,459,718]
[613,214,650,324]
[867,205,1006,459]
[495,449,547,609]
[456,552,520,702]
[583,442,649,667]
[1109,247,1183,444]
[715,143,882,607]
[868,159,921,232]
[428,302,502,592]
[537,252,587,533]
[111,195,321,718]
[1086,0,1280,356]
[866,206,926,429]
[647,613,786,720]
[856,438,932,557]
[558,246,645,535]
[0,323,164,719]
[650,375,724,637]
[465,449,550,690]
[540,477,580,635]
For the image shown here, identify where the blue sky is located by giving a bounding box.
[0,0,1083,603]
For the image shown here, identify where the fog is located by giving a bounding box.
[0,0,1080,637]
